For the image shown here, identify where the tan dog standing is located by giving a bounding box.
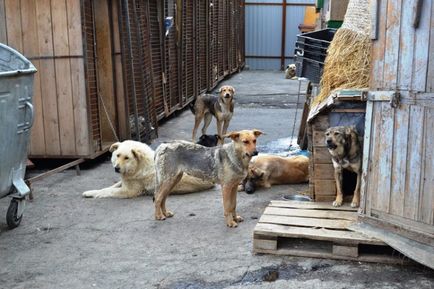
[154,129,263,227]
[191,85,235,143]
[241,155,309,194]
[325,126,362,208]
[82,141,213,198]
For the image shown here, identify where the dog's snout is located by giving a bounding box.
[114,166,120,173]
[224,93,231,98]
[252,150,258,156]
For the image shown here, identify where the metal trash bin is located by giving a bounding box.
[0,43,36,229]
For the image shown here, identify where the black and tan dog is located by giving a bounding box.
[191,85,235,143]
[325,126,362,208]
[196,134,221,147]
[154,129,263,227]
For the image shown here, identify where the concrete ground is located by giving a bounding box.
[0,71,433,289]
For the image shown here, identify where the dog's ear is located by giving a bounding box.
[109,142,121,152]
[252,129,264,137]
[229,86,235,94]
[223,131,240,141]
[218,86,223,93]
[251,167,265,179]
[131,148,144,160]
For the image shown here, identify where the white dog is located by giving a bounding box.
[82,140,214,198]
[285,64,297,79]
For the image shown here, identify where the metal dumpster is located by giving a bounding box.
[0,43,36,229]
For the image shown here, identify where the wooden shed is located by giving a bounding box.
[351,0,434,269]
[306,90,366,202]
[0,0,245,159]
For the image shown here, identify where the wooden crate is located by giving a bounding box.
[253,200,407,264]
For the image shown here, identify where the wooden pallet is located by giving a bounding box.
[253,200,407,264]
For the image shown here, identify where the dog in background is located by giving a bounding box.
[196,134,221,147]
[285,64,297,79]
[191,85,235,144]
[153,129,263,227]
[325,126,362,208]
[82,140,214,199]
[239,155,309,194]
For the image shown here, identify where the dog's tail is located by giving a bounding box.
[189,102,195,115]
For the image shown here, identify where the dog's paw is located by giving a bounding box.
[226,220,238,228]
[332,200,343,207]
[82,190,98,198]
[164,210,174,218]
[155,214,166,221]
[234,215,244,223]
[351,201,359,208]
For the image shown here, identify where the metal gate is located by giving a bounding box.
[119,0,155,142]
[245,0,315,70]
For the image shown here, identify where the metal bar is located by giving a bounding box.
[280,0,287,70]
[108,0,120,140]
[123,0,140,140]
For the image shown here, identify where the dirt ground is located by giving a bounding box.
[0,71,433,289]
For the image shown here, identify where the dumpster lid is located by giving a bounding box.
[0,43,36,76]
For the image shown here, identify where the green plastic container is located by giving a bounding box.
[327,20,343,28]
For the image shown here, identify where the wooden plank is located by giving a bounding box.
[350,222,434,269]
[20,1,45,155]
[404,105,424,220]
[52,0,76,155]
[66,0,83,55]
[375,102,394,213]
[263,207,357,221]
[397,0,415,90]
[412,0,432,92]
[314,163,334,179]
[428,0,434,92]
[51,0,69,56]
[253,235,277,250]
[269,200,357,211]
[382,0,401,89]
[54,57,76,155]
[369,0,388,89]
[259,215,353,230]
[28,60,46,156]
[254,223,383,245]
[66,0,90,156]
[366,103,382,216]
[390,104,409,216]
[38,60,61,155]
[420,107,434,225]
[315,195,336,202]
[70,59,90,156]
[0,0,7,43]
[313,146,332,164]
[20,0,39,57]
[312,130,325,147]
[111,0,127,140]
[36,0,54,57]
[94,0,116,143]
[315,179,336,196]
[332,244,358,258]
[4,0,22,51]
[312,115,329,130]
[360,100,373,214]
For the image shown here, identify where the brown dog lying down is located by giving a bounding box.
[82,140,214,198]
[239,154,309,194]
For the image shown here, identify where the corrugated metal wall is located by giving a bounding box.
[245,0,315,70]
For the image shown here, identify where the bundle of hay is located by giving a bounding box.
[313,0,371,105]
